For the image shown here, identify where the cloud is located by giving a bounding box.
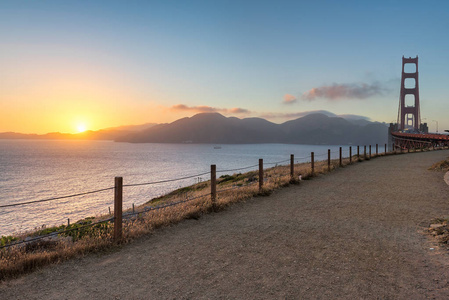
[338,114,371,121]
[229,107,250,114]
[170,104,216,113]
[260,110,372,122]
[282,94,297,104]
[170,104,250,114]
[260,110,336,119]
[302,82,388,101]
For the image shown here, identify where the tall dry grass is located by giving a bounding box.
[428,157,449,171]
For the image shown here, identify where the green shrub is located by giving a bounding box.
[0,236,18,247]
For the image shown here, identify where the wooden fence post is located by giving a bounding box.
[364,145,367,159]
[385,143,387,154]
[369,145,372,159]
[349,146,352,163]
[311,152,315,175]
[114,177,123,242]
[290,154,294,178]
[211,164,216,208]
[376,144,378,156]
[328,149,331,171]
[339,147,342,167]
[259,159,263,191]
[357,146,360,160]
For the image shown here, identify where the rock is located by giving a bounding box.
[430,224,444,229]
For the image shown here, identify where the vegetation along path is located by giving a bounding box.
[2,150,449,299]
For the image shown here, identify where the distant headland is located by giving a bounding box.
[1,113,388,146]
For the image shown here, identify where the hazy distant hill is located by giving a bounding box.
[117,114,282,144]
[1,114,389,145]
[117,113,388,145]
[0,123,156,140]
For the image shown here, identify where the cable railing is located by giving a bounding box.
[264,158,291,166]
[216,164,260,174]
[123,171,211,188]
[0,143,411,249]
[0,187,115,209]
[123,192,212,219]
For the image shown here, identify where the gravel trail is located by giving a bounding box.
[1,150,449,299]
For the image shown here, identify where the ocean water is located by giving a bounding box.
[0,140,348,236]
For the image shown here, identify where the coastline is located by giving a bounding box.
[2,149,449,298]
[0,141,352,236]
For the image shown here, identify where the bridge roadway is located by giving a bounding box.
[1,150,449,299]
[391,132,449,149]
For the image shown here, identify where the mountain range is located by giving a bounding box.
[0,123,156,140]
[0,113,388,145]
[116,113,388,145]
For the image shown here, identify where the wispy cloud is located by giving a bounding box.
[170,104,250,114]
[338,114,371,121]
[229,107,250,114]
[302,82,388,101]
[260,110,335,120]
[282,94,297,105]
[260,110,372,121]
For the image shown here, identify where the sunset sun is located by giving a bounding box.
[76,123,87,133]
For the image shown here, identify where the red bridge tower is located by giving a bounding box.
[389,56,449,150]
[397,56,420,131]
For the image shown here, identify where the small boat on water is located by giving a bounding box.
[214,146,222,149]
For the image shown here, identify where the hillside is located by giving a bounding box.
[1,114,388,145]
[0,123,156,141]
[117,113,388,145]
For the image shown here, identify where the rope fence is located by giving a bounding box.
[123,171,211,188]
[124,193,211,219]
[264,158,291,166]
[0,187,115,209]
[216,164,260,174]
[3,142,440,249]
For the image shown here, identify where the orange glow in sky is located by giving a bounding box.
[1,2,448,134]
[0,59,176,134]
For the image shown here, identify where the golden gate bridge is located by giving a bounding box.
[389,56,449,150]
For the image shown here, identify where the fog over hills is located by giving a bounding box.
[117,113,388,145]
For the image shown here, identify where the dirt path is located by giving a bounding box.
[2,150,449,299]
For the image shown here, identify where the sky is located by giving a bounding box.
[1,0,448,134]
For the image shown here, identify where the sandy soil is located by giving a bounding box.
[1,150,449,299]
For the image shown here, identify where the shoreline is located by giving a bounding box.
[2,149,449,298]
[1,147,448,283]
[0,141,352,236]
[3,148,448,243]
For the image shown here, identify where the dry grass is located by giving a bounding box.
[0,151,383,281]
[428,158,449,172]
[0,231,114,281]
[428,217,449,244]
